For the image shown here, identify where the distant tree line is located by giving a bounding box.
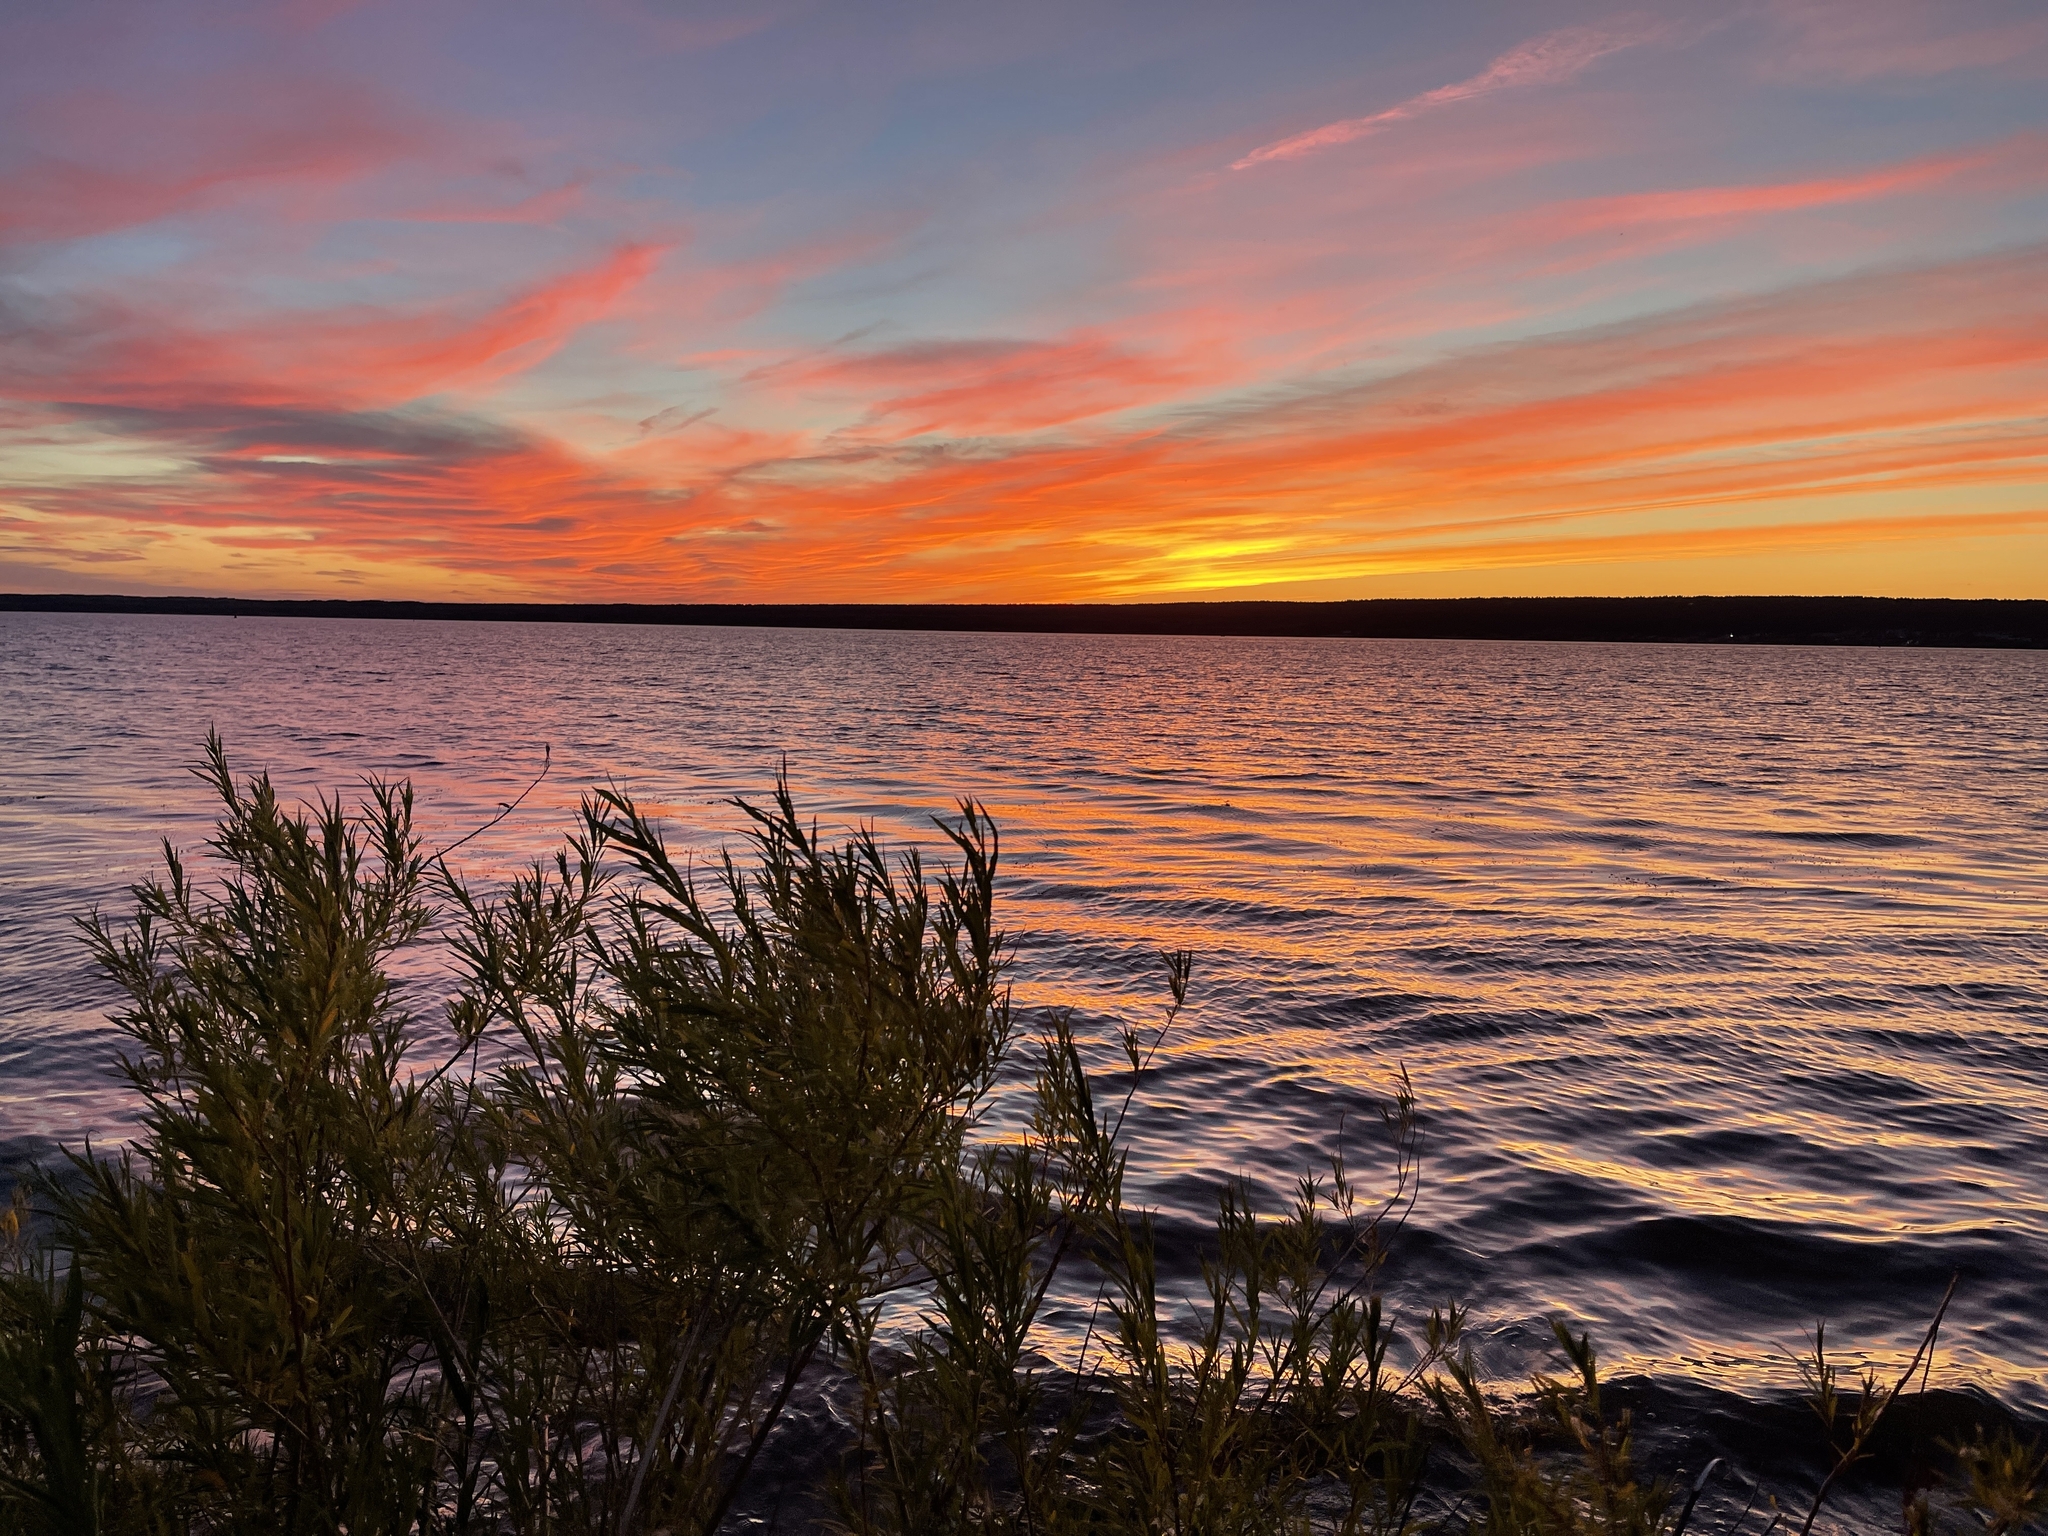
[4,594,2047,648]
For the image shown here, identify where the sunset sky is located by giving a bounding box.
[5,0,2047,602]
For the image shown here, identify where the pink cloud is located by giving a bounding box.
[1478,137,2045,271]
[0,78,431,244]
[7,243,667,412]
[754,334,1221,438]
[1759,0,2048,82]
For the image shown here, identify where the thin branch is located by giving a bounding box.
[430,744,552,862]
[1794,1272,1960,1536]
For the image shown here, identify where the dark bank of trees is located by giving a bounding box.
[9,594,2048,649]
[1,739,2040,1535]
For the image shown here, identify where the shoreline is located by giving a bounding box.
[6,592,2047,649]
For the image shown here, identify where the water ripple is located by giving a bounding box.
[2,614,2044,1417]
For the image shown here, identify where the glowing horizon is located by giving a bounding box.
[5,0,2047,602]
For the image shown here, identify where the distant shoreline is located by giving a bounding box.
[5,592,2046,648]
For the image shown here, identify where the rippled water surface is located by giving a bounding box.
[4,613,2044,1437]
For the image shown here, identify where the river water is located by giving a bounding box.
[2,612,2044,1492]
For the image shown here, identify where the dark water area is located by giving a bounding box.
[3,613,2044,1521]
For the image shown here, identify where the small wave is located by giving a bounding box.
[1762,829,1929,847]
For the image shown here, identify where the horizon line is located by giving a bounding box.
[6,592,2044,650]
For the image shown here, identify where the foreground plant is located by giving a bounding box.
[443,775,1013,1531]
[1,740,1016,1534]
[51,734,442,1531]
[1427,1321,1671,1536]
[836,996,1449,1536]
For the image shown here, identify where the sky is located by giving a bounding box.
[4,0,2047,603]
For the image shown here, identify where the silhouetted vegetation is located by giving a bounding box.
[2,740,2040,1534]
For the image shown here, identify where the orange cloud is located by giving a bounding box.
[637,244,2048,598]
[22,240,2044,601]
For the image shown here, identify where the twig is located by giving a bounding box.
[1794,1272,1960,1536]
[621,1291,722,1534]
[430,744,552,861]
[1717,1469,1764,1536]
[1671,1457,1726,1536]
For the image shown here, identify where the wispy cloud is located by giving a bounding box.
[1480,138,2039,271]
[0,79,430,244]
[4,243,666,413]
[757,334,1216,438]
[1232,24,1650,171]
[1757,0,2048,83]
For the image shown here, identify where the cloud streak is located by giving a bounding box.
[1232,24,1649,170]
[4,244,665,412]
[0,78,431,243]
